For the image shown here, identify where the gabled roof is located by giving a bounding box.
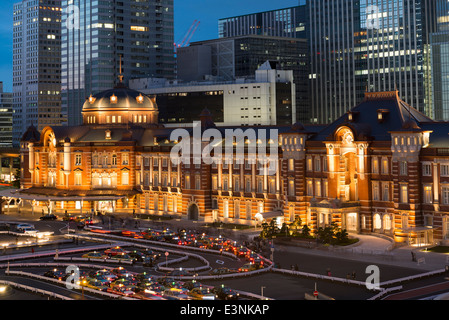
[309,91,435,142]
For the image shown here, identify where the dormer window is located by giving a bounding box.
[347,111,359,122]
[110,94,118,104]
[105,130,112,140]
[377,109,389,122]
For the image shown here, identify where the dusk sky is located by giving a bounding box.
[0,0,300,92]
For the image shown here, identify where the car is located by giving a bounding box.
[189,287,216,300]
[109,253,134,263]
[104,246,129,256]
[238,263,259,272]
[20,227,38,234]
[92,269,118,282]
[43,269,66,281]
[111,267,136,277]
[213,285,240,300]
[142,256,155,267]
[143,249,161,260]
[107,285,135,297]
[39,214,58,221]
[82,278,109,291]
[121,230,143,239]
[209,268,235,275]
[82,251,108,259]
[128,250,146,262]
[182,280,203,291]
[162,288,191,300]
[168,269,191,277]
[134,290,166,300]
[111,278,138,289]
[16,223,35,230]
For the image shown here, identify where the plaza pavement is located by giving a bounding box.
[2,209,449,272]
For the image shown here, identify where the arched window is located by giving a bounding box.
[383,215,392,231]
[373,213,382,230]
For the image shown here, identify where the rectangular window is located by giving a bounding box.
[441,164,449,177]
[288,159,294,171]
[424,186,432,204]
[442,187,449,205]
[422,163,432,176]
[307,180,313,196]
[382,183,389,201]
[122,171,129,185]
[372,182,379,201]
[212,175,218,190]
[399,161,408,176]
[400,185,408,203]
[314,157,321,172]
[122,153,129,165]
[75,154,82,166]
[381,158,389,174]
[75,172,82,186]
[195,175,201,190]
[288,180,295,196]
[315,180,321,197]
[372,157,379,174]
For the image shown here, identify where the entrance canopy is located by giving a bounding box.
[0,188,135,202]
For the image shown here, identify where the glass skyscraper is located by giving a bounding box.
[431,0,449,120]
[61,0,175,126]
[12,0,63,147]
[308,0,440,124]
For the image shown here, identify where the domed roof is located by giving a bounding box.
[82,85,157,112]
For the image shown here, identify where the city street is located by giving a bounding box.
[0,210,448,301]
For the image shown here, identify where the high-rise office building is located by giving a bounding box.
[218,3,307,39]
[61,0,175,126]
[178,35,309,123]
[221,2,442,124]
[12,0,63,147]
[0,82,13,148]
[431,0,449,120]
[308,0,440,124]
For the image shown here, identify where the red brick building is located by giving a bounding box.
[11,85,449,245]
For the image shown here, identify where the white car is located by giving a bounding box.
[20,227,38,234]
[16,223,35,230]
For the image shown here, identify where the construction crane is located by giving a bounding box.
[174,20,201,52]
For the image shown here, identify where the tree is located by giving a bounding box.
[290,215,302,235]
[301,224,311,237]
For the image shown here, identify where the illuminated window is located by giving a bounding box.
[75,172,82,186]
[131,26,148,32]
[122,171,129,185]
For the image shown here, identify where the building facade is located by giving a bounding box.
[61,0,175,127]
[9,82,449,245]
[12,0,63,147]
[218,4,307,39]
[178,35,309,123]
[0,82,13,148]
[129,62,296,127]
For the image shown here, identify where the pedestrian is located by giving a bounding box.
[347,273,351,280]
[294,264,299,271]
[411,251,416,262]
[31,247,34,254]
[327,268,331,277]
[352,271,356,280]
